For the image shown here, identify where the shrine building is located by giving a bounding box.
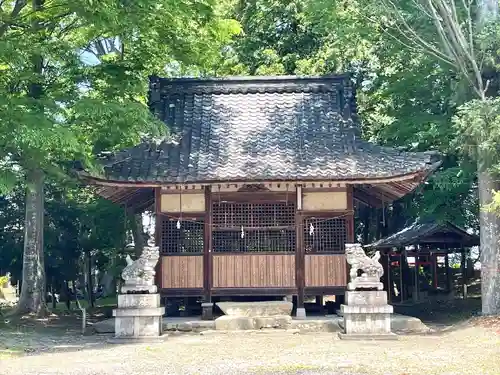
[81,75,440,317]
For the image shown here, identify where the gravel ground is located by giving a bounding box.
[1,326,499,375]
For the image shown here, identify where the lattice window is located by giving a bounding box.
[212,201,295,253]
[303,217,347,253]
[212,202,295,228]
[160,217,204,254]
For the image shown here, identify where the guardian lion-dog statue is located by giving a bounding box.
[121,246,160,293]
[345,243,384,291]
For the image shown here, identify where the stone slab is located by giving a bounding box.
[164,319,216,332]
[108,334,169,344]
[291,319,342,333]
[215,315,255,330]
[216,301,293,317]
[117,294,160,309]
[341,304,393,314]
[113,307,165,317]
[338,332,398,340]
[345,291,388,306]
[254,315,292,329]
[89,314,429,335]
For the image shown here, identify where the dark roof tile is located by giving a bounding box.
[98,75,440,183]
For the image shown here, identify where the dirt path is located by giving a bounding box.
[1,324,499,375]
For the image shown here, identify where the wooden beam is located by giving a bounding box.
[154,187,162,288]
[295,185,305,309]
[203,186,212,303]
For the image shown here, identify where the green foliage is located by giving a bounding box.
[0,275,9,288]
[216,0,480,231]
[452,98,500,171]
[0,0,240,189]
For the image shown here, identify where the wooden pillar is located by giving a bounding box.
[431,253,438,289]
[445,252,451,293]
[154,188,162,289]
[413,256,419,302]
[295,185,305,318]
[461,248,468,299]
[399,251,404,302]
[202,186,213,320]
[386,252,392,303]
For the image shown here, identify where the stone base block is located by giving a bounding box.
[345,291,388,306]
[120,285,157,294]
[214,315,292,331]
[295,307,306,320]
[216,301,293,317]
[341,304,393,314]
[338,332,398,340]
[215,315,255,330]
[341,303,392,335]
[113,293,164,339]
[118,294,160,309]
[254,315,292,329]
[201,302,214,321]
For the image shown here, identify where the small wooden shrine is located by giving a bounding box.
[81,75,440,316]
[367,219,479,303]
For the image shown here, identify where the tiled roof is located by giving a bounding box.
[97,75,440,184]
[366,220,479,249]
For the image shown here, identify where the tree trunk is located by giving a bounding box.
[478,169,500,315]
[15,168,46,316]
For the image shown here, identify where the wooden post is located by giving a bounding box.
[413,256,419,303]
[154,188,162,289]
[295,185,305,318]
[461,249,467,299]
[445,252,451,293]
[431,253,438,289]
[202,186,213,320]
[386,252,392,303]
[399,250,404,302]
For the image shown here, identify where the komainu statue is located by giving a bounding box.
[121,246,160,293]
[345,243,384,291]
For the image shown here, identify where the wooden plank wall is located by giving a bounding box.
[161,255,203,289]
[212,254,295,288]
[305,254,346,287]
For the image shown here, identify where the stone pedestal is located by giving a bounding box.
[338,291,397,340]
[111,293,165,342]
[201,302,214,320]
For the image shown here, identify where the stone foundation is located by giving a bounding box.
[339,290,397,340]
[112,293,165,341]
[214,315,292,331]
[216,301,293,317]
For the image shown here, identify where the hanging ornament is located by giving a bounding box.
[240,226,245,239]
[309,223,315,236]
[176,219,181,229]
